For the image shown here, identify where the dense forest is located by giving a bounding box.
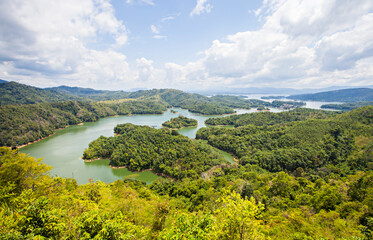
[1,142,372,239]
[0,100,168,146]
[162,116,198,129]
[83,123,228,179]
[288,88,373,102]
[47,85,131,101]
[321,102,373,111]
[197,106,373,177]
[0,81,82,105]
[205,108,339,127]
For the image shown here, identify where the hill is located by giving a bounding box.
[288,88,373,102]
[321,102,373,111]
[0,81,81,105]
[197,106,373,176]
[0,79,7,84]
[47,85,130,101]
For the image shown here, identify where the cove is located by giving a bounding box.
[20,108,253,184]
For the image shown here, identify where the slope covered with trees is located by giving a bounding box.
[83,123,228,179]
[0,81,82,105]
[162,116,198,129]
[197,106,373,177]
[1,144,372,239]
[205,108,338,127]
[321,101,373,111]
[47,85,130,101]
[0,100,167,146]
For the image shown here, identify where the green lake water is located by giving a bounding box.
[20,108,252,184]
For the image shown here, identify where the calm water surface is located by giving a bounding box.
[20,98,337,184]
[20,108,251,184]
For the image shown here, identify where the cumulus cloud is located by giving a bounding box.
[0,0,132,89]
[190,0,213,16]
[1,0,373,91]
[173,0,373,89]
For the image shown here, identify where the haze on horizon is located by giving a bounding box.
[0,0,372,91]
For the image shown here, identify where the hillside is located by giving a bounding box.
[47,85,130,101]
[321,101,373,111]
[0,100,167,146]
[0,81,81,105]
[288,88,373,102]
[197,106,373,176]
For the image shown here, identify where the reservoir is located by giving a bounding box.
[19,99,334,184]
[20,108,253,184]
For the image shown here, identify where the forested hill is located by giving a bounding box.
[47,85,130,101]
[0,100,167,146]
[197,106,373,176]
[288,88,373,102]
[0,81,82,105]
[83,123,228,179]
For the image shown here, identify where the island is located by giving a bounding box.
[83,123,227,179]
[161,116,198,129]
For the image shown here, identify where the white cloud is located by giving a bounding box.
[126,0,154,5]
[190,0,213,16]
[153,35,167,40]
[172,0,373,90]
[150,25,160,34]
[0,0,132,89]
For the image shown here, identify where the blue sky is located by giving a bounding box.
[0,0,373,91]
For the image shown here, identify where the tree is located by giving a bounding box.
[213,190,265,240]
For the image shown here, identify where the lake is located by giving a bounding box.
[20,108,250,184]
[20,99,337,184]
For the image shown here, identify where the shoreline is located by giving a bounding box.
[84,158,172,179]
[15,107,249,149]
[17,126,69,149]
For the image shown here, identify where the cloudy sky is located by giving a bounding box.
[0,0,372,91]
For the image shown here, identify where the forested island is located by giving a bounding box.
[83,123,227,179]
[162,116,198,129]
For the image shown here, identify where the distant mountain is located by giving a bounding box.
[0,81,81,105]
[288,88,373,102]
[47,85,130,101]
[191,86,373,96]
[0,79,7,84]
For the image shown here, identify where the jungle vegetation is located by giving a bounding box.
[83,123,228,180]
[162,116,198,129]
[321,102,373,111]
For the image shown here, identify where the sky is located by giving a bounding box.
[0,0,373,91]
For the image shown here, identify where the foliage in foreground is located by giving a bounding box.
[1,147,372,239]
